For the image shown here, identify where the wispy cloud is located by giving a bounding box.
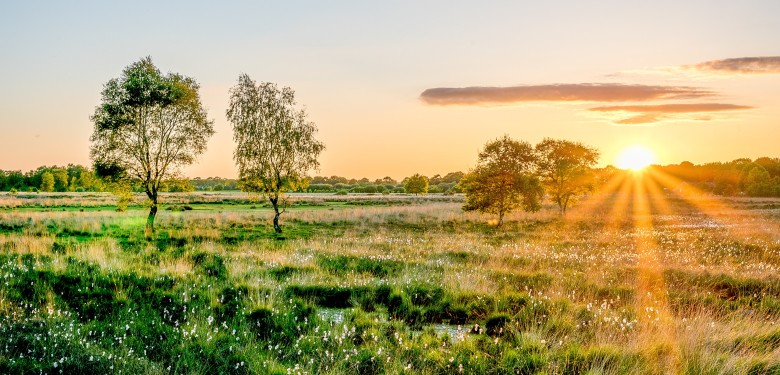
[419,83,713,106]
[686,56,780,75]
[589,103,753,125]
[618,56,780,78]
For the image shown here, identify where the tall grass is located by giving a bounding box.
[0,193,778,373]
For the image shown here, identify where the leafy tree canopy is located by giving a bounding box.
[461,135,542,226]
[227,74,325,233]
[90,57,213,234]
[535,138,599,215]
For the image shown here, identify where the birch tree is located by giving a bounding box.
[90,57,213,235]
[227,74,325,233]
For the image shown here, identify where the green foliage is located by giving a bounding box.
[317,255,403,277]
[461,135,542,225]
[90,56,214,233]
[403,173,429,195]
[485,313,511,336]
[109,181,133,212]
[744,165,780,197]
[283,285,372,308]
[535,138,599,215]
[227,74,325,233]
[162,178,195,193]
[191,252,229,280]
[40,171,55,192]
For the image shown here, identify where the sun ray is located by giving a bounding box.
[645,167,780,242]
[565,170,629,225]
[642,172,675,218]
[630,172,680,372]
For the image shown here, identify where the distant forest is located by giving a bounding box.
[1,157,779,197]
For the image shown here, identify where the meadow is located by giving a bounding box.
[0,191,779,374]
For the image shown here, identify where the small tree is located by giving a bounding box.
[227,74,325,233]
[53,169,69,192]
[744,166,773,197]
[461,135,542,226]
[404,174,429,195]
[534,138,599,215]
[90,57,214,234]
[40,171,55,192]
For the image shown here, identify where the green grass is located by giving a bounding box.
[0,192,778,373]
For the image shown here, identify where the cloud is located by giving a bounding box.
[419,83,714,105]
[588,103,753,125]
[686,56,780,75]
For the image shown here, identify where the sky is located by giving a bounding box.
[1,1,779,180]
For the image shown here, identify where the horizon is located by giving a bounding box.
[2,1,779,180]
[0,155,776,183]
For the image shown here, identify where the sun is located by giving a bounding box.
[616,145,656,171]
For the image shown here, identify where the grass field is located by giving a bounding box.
[0,191,779,374]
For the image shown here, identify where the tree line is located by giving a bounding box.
[649,158,780,197]
[5,158,776,199]
[0,165,103,193]
[0,165,465,195]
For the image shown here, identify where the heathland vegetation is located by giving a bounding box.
[1,56,779,373]
[1,192,779,373]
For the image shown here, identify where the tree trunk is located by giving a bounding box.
[146,203,158,237]
[145,190,158,237]
[498,211,504,227]
[270,197,282,233]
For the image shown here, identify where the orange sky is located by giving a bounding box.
[1,2,779,180]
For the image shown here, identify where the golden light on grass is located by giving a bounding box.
[616,145,657,171]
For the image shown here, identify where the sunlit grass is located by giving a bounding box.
[0,191,779,373]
